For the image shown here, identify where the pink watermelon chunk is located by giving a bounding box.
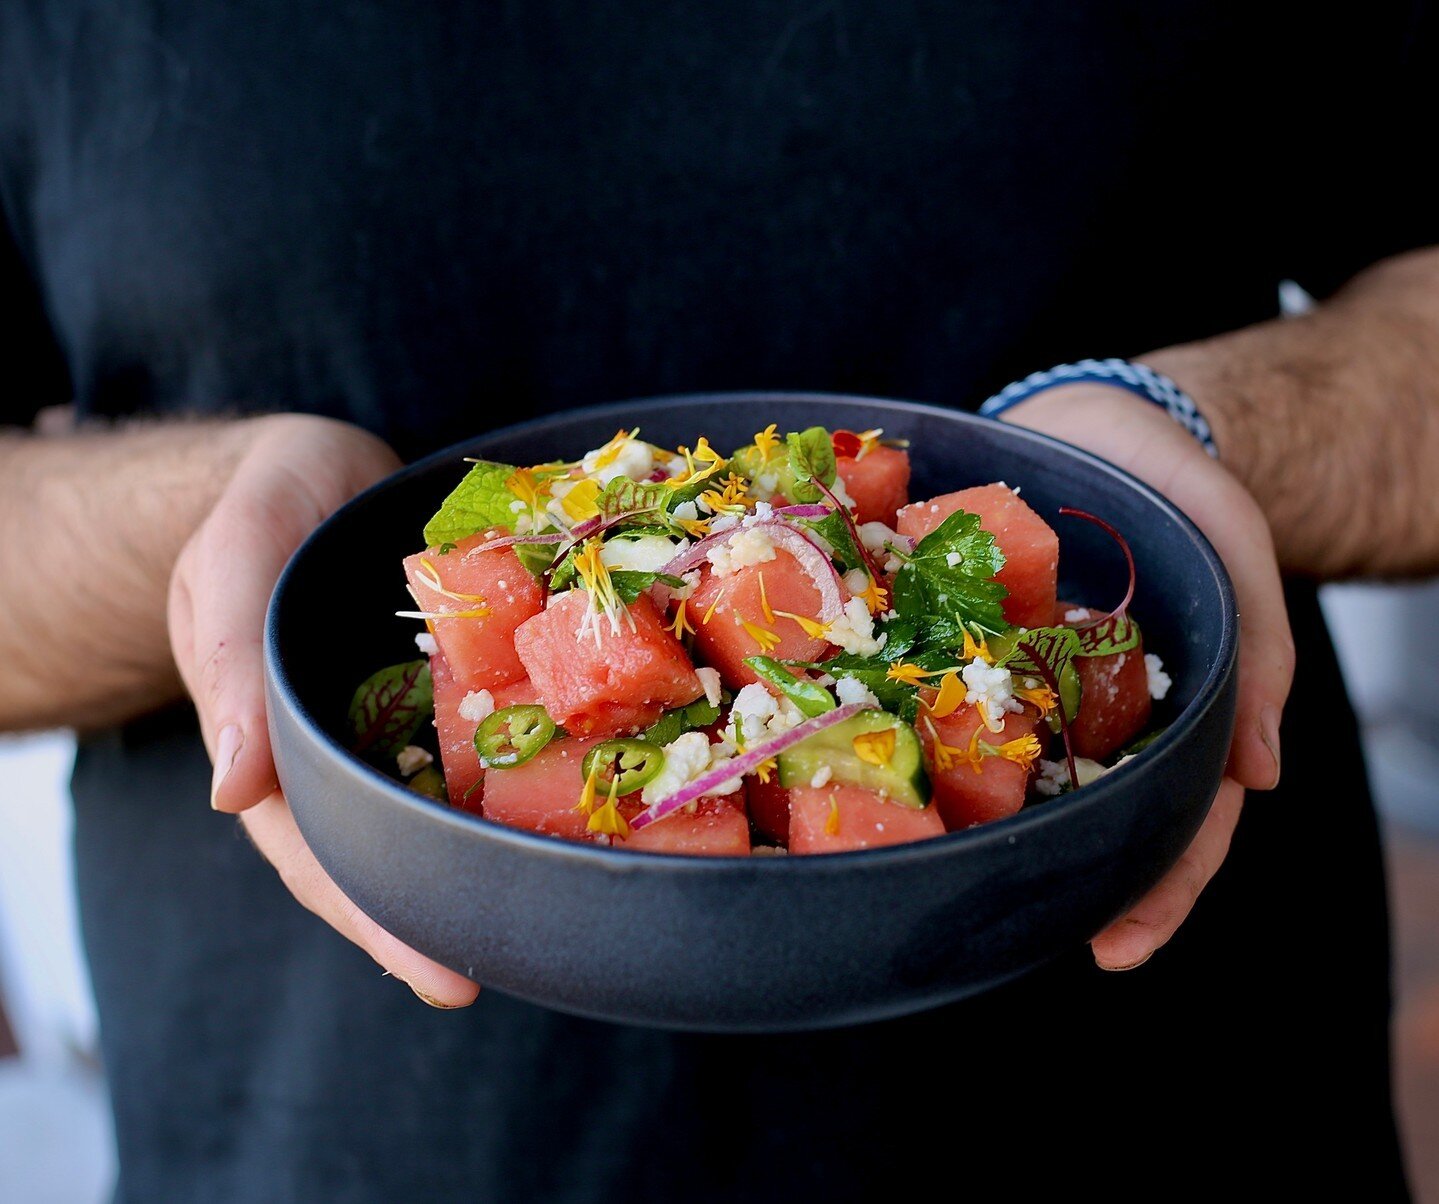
[403,531,545,692]
[514,590,704,738]
[1056,602,1152,761]
[617,797,752,856]
[788,783,946,853]
[688,553,835,690]
[480,735,606,840]
[919,703,1040,830]
[745,773,792,845]
[836,445,911,527]
[896,484,1058,629]
[427,649,485,812]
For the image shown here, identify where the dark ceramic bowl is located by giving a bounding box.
[265,393,1237,1031]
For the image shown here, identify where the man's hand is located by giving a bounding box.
[999,385,1294,970]
[169,414,481,1007]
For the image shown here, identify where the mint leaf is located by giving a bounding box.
[785,426,837,504]
[639,697,724,747]
[891,509,1008,631]
[1072,612,1142,658]
[423,460,521,548]
[348,660,434,762]
[609,570,687,605]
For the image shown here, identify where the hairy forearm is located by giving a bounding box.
[1144,246,1439,579]
[0,417,255,731]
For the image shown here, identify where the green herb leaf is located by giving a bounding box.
[609,570,688,605]
[639,697,724,746]
[891,509,1008,631]
[513,542,558,580]
[1072,612,1142,658]
[744,656,837,717]
[785,426,837,504]
[802,509,868,574]
[422,460,521,548]
[348,660,434,762]
[599,477,670,521]
[997,625,1081,681]
[818,652,917,713]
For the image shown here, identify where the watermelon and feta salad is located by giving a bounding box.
[345,424,1172,856]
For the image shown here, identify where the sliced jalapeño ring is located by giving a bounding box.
[580,738,667,796]
[474,704,556,769]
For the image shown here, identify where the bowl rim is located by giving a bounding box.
[265,391,1238,878]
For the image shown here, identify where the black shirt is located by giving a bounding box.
[1,3,1428,1199]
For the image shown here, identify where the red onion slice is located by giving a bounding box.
[628,702,864,831]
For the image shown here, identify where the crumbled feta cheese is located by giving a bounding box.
[1034,756,1114,796]
[396,745,433,776]
[834,675,881,709]
[414,632,438,656]
[696,667,723,708]
[600,533,684,574]
[720,684,806,749]
[810,765,833,788]
[509,499,527,513]
[829,475,856,510]
[1063,607,1090,623]
[458,689,495,723]
[814,673,835,687]
[945,551,962,567]
[640,731,742,805]
[843,567,870,595]
[706,527,777,577]
[827,597,885,657]
[751,471,781,500]
[743,501,775,525]
[673,500,699,522]
[961,657,1023,726]
[665,455,688,478]
[581,435,654,485]
[857,521,905,573]
[1145,653,1172,700]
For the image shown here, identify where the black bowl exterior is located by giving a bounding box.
[266,394,1237,1031]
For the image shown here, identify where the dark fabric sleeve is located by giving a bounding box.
[1280,1,1439,298]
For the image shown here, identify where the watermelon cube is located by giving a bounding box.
[480,735,606,841]
[688,553,834,690]
[896,484,1058,629]
[403,531,545,693]
[617,798,752,856]
[920,704,1040,830]
[836,445,911,527]
[1056,603,1152,761]
[513,590,704,737]
[788,783,946,854]
[427,649,485,812]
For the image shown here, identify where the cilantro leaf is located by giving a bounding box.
[785,426,837,504]
[891,509,1008,631]
[348,660,434,763]
[423,460,521,548]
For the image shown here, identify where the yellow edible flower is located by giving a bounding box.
[885,662,940,687]
[858,575,889,615]
[753,423,781,464]
[961,625,992,664]
[927,670,965,719]
[587,778,632,838]
[773,610,831,640]
[741,619,782,654]
[560,478,602,521]
[852,728,897,767]
[991,733,1042,771]
[825,793,842,836]
[669,598,695,638]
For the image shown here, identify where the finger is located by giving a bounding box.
[1091,776,1245,970]
[241,791,481,1008]
[170,460,329,813]
[1164,459,1293,792]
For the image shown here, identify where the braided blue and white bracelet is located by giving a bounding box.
[978,357,1219,459]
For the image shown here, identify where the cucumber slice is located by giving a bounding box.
[778,711,930,809]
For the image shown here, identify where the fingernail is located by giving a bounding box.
[410,984,461,1009]
[211,724,243,809]
[1260,705,1282,789]
[1098,950,1154,972]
